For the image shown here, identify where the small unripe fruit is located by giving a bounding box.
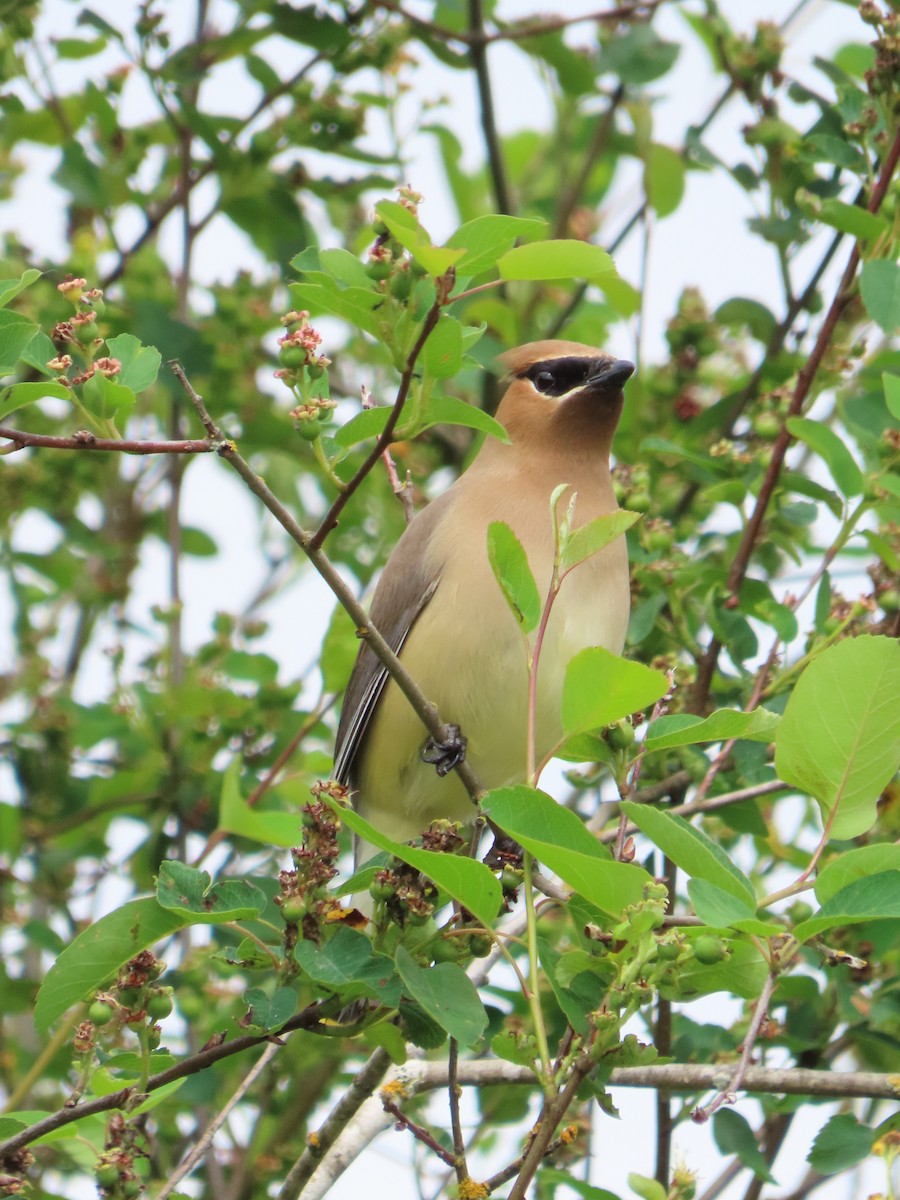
[281,896,305,923]
[89,999,116,1026]
[693,935,727,964]
[96,1162,120,1188]
[431,937,460,964]
[369,879,395,902]
[656,940,681,962]
[467,933,493,957]
[366,259,391,281]
[606,720,635,750]
[752,412,781,440]
[146,988,174,1020]
[297,418,321,441]
[279,344,306,369]
[629,490,652,511]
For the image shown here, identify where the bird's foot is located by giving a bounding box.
[421,725,467,777]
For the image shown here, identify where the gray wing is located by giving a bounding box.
[333,497,448,786]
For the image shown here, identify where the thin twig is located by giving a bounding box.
[309,293,446,550]
[381,1098,457,1168]
[0,427,217,454]
[447,1040,468,1184]
[0,1001,331,1159]
[375,0,663,46]
[155,1041,280,1200]
[693,972,779,1122]
[598,777,788,844]
[468,0,512,215]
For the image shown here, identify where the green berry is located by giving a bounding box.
[693,935,727,965]
[89,999,116,1026]
[146,988,174,1020]
[281,896,305,923]
[279,344,306,369]
[467,933,493,957]
[606,720,635,750]
[431,937,460,964]
[297,418,322,441]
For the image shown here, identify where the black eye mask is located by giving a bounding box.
[519,357,599,397]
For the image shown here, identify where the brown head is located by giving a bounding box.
[495,339,633,456]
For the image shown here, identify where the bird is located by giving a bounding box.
[333,339,633,863]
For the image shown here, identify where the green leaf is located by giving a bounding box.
[0,381,72,422]
[318,247,372,288]
[814,844,900,904]
[643,144,685,218]
[786,417,864,497]
[422,315,463,378]
[621,802,755,906]
[688,879,779,936]
[860,259,900,333]
[486,521,541,633]
[0,268,41,308]
[883,373,900,422]
[793,871,900,941]
[217,759,300,848]
[713,1110,777,1184]
[375,200,464,275]
[497,240,615,282]
[295,926,401,1006]
[482,785,652,917]
[333,405,393,448]
[241,985,297,1033]
[34,898,185,1032]
[643,707,780,750]
[807,1114,874,1174]
[660,938,767,1001]
[320,798,501,929]
[540,1170,618,1200]
[774,635,900,839]
[155,860,266,922]
[0,310,40,376]
[421,394,508,442]
[816,198,887,242]
[627,1174,667,1200]
[562,648,669,736]
[599,25,680,84]
[395,946,487,1046]
[561,509,640,573]
[446,214,546,275]
[104,333,162,393]
[714,297,777,343]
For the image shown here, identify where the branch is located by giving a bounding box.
[693,972,779,1122]
[374,0,662,47]
[284,1057,900,1200]
[468,0,512,216]
[277,1048,392,1199]
[168,362,485,809]
[691,125,900,711]
[308,293,445,550]
[0,426,217,455]
[0,1001,331,1159]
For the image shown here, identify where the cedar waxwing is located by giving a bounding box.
[334,339,633,861]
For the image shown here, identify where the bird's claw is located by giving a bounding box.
[421,725,467,777]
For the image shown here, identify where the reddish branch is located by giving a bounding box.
[0,426,217,455]
[308,291,446,550]
[690,126,900,712]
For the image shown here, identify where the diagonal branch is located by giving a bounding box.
[690,124,900,712]
[168,361,485,809]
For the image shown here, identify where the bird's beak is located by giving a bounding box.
[585,359,635,395]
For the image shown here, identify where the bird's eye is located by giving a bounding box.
[534,370,555,393]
